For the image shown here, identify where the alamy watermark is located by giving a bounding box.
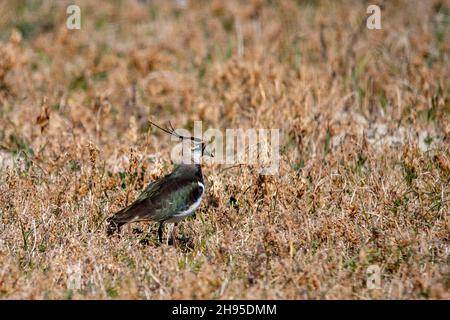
[366,264,381,290]
[67,262,82,291]
[367,5,382,29]
[168,121,280,175]
[66,4,382,31]
[66,4,81,30]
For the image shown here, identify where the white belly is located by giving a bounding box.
[167,182,204,223]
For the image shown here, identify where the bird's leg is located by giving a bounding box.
[158,223,164,243]
[173,223,178,247]
[168,223,178,247]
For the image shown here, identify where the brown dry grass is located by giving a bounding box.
[0,0,449,299]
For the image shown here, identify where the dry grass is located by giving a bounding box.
[0,0,449,299]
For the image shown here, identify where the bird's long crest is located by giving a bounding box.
[149,120,203,143]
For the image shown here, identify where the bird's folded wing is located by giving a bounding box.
[109,179,202,224]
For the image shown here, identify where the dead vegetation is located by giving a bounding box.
[0,0,448,299]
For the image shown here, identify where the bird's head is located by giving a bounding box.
[192,141,213,159]
[149,120,213,164]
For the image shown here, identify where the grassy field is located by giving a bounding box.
[0,0,448,299]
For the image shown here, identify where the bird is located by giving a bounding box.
[106,121,211,245]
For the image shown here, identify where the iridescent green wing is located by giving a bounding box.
[135,178,164,202]
[150,180,203,221]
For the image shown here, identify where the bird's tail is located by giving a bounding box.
[106,206,134,236]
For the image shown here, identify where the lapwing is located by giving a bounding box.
[106,121,211,245]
